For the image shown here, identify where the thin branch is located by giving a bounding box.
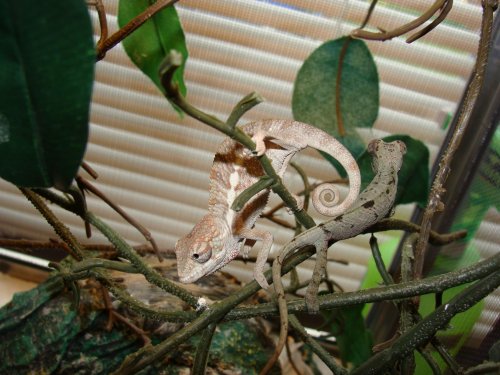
[225,252,500,321]
[351,0,449,42]
[231,176,274,211]
[359,0,379,30]
[87,0,108,52]
[19,188,84,261]
[464,362,500,375]
[406,0,454,43]
[369,235,394,285]
[96,0,180,60]
[76,176,162,261]
[102,287,151,346]
[226,92,264,129]
[418,347,442,375]
[25,187,199,309]
[414,1,496,283]
[192,323,217,374]
[81,161,99,179]
[0,238,155,256]
[289,315,347,375]
[430,337,462,374]
[366,218,467,246]
[93,271,195,323]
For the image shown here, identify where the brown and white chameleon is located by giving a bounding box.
[174,119,362,289]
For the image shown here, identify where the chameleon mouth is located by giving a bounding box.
[177,256,224,284]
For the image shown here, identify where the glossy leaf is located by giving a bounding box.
[118,0,188,111]
[293,37,379,166]
[0,0,95,190]
[357,135,430,207]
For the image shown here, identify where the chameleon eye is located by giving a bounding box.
[192,247,212,263]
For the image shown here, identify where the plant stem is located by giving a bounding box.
[19,188,84,261]
[367,219,467,246]
[96,0,180,60]
[351,0,448,42]
[93,271,194,322]
[369,235,394,285]
[414,1,496,282]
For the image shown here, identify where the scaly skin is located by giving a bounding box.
[175,119,361,289]
[265,139,406,372]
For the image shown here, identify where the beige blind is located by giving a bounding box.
[0,1,483,292]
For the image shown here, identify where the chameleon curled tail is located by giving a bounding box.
[311,183,341,212]
[250,120,361,217]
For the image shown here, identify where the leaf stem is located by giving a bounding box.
[335,37,351,137]
[96,0,180,60]
[351,0,450,43]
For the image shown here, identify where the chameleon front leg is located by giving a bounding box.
[238,228,273,289]
[252,128,305,156]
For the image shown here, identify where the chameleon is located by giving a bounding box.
[264,139,406,372]
[175,119,362,289]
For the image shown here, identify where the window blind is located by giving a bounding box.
[0,0,484,294]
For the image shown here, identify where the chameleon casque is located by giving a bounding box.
[175,119,362,289]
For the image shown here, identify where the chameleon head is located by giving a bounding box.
[368,139,407,172]
[174,214,236,284]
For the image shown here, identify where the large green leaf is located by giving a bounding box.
[293,37,379,167]
[118,0,188,110]
[0,0,95,190]
[357,135,430,207]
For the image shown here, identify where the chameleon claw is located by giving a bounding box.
[251,130,267,156]
[255,271,270,290]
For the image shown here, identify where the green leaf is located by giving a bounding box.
[292,37,379,168]
[118,0,188,111]
[357,135,430,207]
[321,305,373,367]
[0,0,95,190]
